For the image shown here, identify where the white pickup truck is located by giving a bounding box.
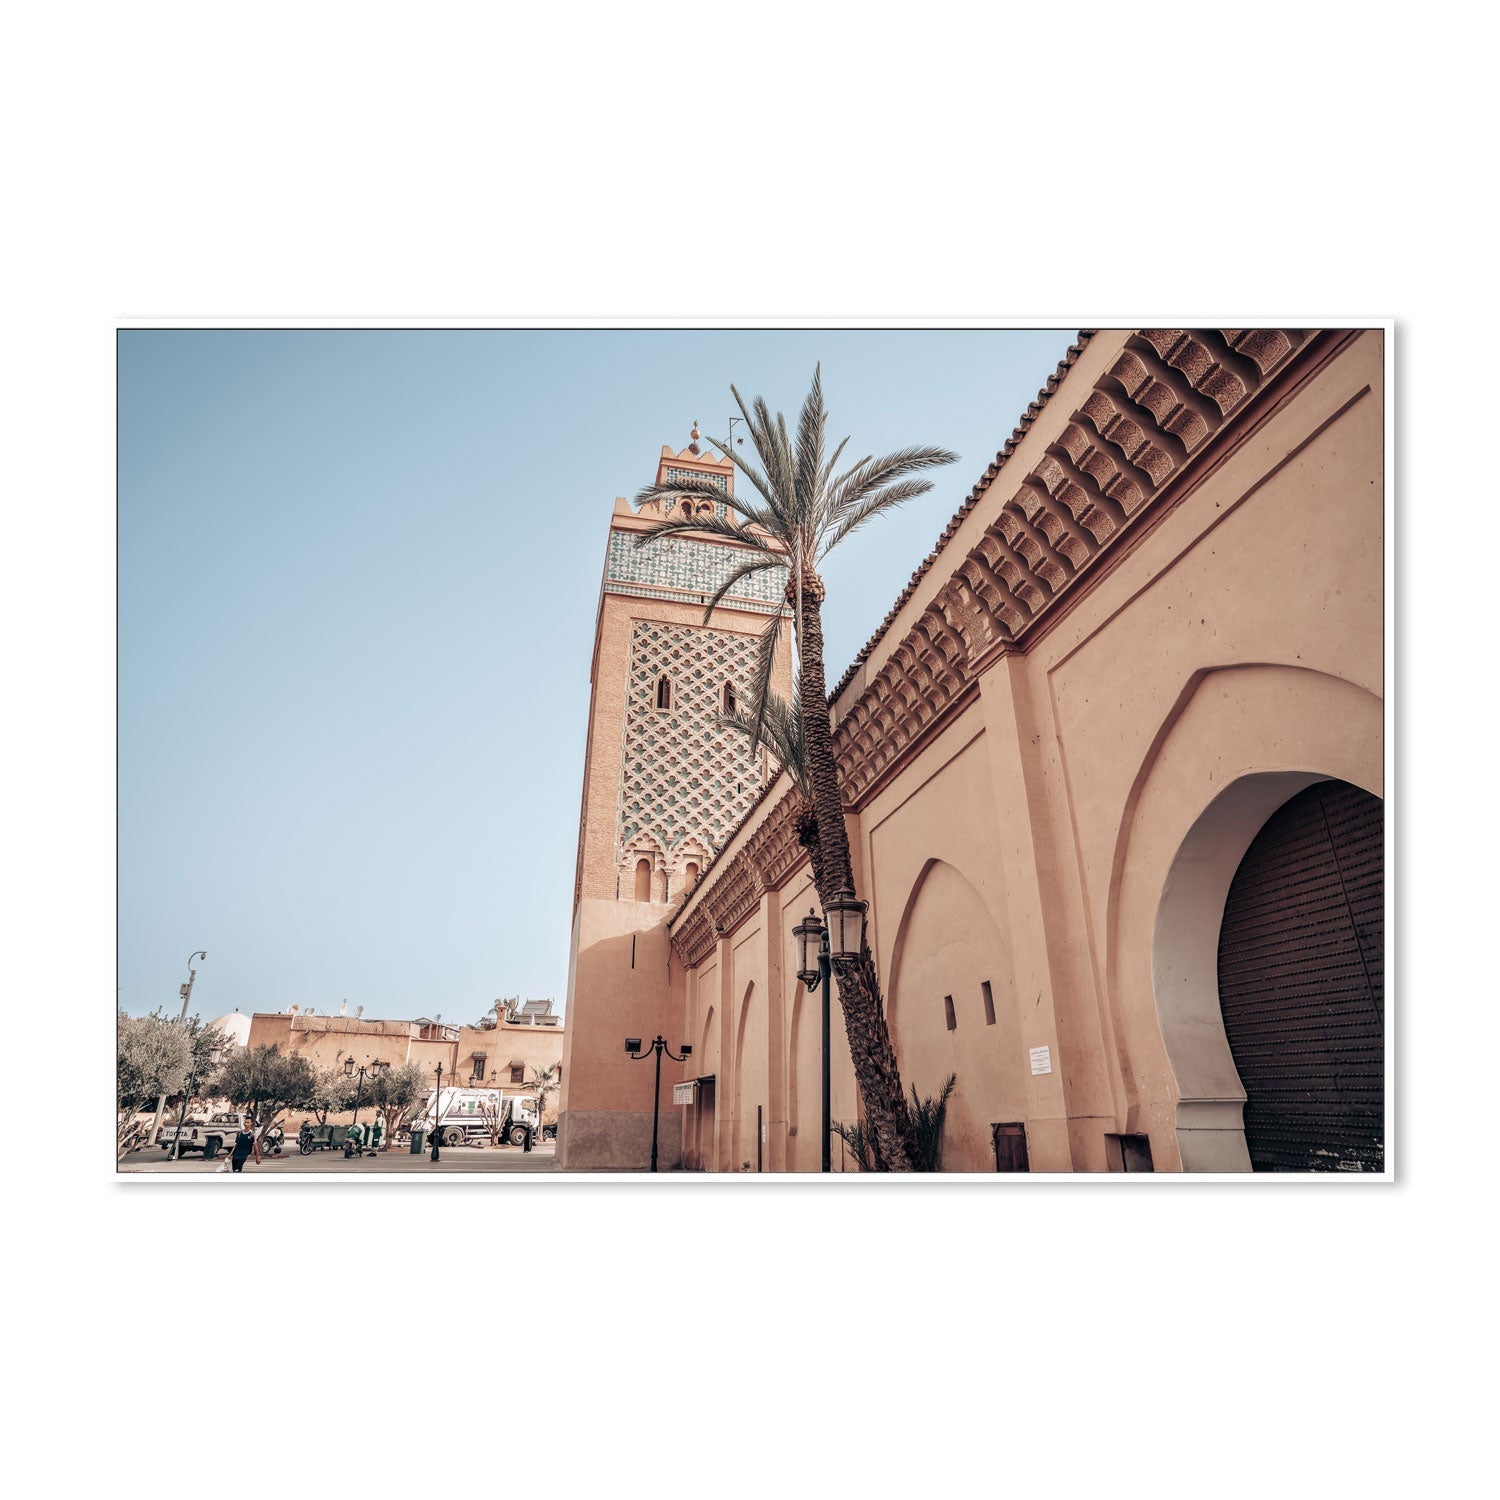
[160,1111,251,1159]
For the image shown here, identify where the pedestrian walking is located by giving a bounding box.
[230,1114,262,1173]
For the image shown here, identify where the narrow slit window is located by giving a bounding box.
[944,995,957,1031]
[655,676,672,711]
[981,980,996,1026]
[722,681,736,715]
[634,858,652,903]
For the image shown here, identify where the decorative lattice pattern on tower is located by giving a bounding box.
[617,621,766,864]
[606,532,787,613]
[663,466,728,495]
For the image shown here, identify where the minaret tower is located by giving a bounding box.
[557,428,791,1169]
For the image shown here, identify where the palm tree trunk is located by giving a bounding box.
[796,577,920,1171]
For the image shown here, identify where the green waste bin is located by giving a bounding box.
[410,1128,425,1154]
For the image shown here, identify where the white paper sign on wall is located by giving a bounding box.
[1029,1045,1052,1076]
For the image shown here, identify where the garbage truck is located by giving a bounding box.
[413,1087,540,1147]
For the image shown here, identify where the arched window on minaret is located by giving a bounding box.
[655,675,671,711]
[634,858,652,903]
[685,861,699,887]
[722,681,736,716]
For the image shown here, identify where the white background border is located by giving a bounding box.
[4,4,1465,1495]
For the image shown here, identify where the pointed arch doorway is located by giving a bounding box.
[1216,779,1384,1172]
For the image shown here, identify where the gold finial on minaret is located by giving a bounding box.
[688,421,701,456]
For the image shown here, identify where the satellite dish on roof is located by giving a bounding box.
[355,1004,364,1019]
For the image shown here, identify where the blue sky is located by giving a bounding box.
[118,328,1078,1022]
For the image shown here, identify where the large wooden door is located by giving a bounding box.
[1216,780,1384,1172]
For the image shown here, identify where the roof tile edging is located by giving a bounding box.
[827,332,1094,703]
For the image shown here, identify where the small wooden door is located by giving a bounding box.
[992,1122,1030,1172]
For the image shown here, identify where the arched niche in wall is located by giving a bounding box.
[887,857,1020,1171]
[731,981,756,1169]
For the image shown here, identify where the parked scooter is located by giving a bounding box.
[342,1120,385,1158]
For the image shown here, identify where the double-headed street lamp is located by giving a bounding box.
[792,888,868,1174]
[342,1055,375,1126]
[343,1056,387,1157]
[625,1034,693,1172]
[430,1061,444,1163]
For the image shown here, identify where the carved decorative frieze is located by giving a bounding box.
[674,902,718,970]
[830,329,1311,806]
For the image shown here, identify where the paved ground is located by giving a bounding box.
[117,1141,559,1175]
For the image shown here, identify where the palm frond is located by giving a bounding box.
[718,686,807,798]
[718,695,805,798]
[700,557,783,624]
[831,1117,878,1172]
[825,444,960,522]
[909,1073,958,1172]
[631,475,731,510]
[695,436,784,529]
[631,514,780,555]
[639,466,782,537]
[749,392,797,513]
[819,477,938,558]
[728,385,796,529]
[747,610,782,744]
[794,363,827,513]
[815,434,853,503]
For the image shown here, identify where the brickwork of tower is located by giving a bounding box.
[558,435,793,1169]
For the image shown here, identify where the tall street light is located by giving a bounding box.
[430,1061,444,1163]
[151,950,206,1149]
[177,951,208,1022]
[624,1035,692,1172]
[794,889,867,1174]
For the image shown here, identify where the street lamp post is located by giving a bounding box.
[151,950,206,1148]
[430,1061,444,1163]
[169,1061,198,1163]
[343,1055,371,1127]
[177,951,208,1022]
[343,1055,379,1156]
[794,890,867,1174]
[624,1035,693,1172]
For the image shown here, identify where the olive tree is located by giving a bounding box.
[215,1044,317,1146]
[368,1061,426,1147]
[117,1010,235,1156]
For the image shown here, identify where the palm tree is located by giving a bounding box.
[527,1063,561,1131]
[633,368,957,1170]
